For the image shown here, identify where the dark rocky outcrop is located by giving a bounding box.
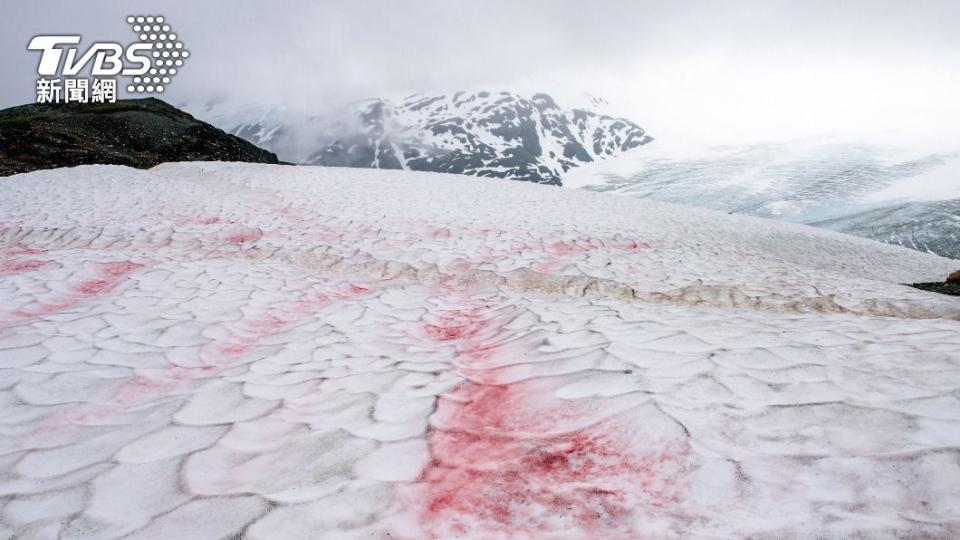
[910,270,960,296]
[0,98,279,177]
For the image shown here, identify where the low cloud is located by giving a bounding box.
[3,0,959,142]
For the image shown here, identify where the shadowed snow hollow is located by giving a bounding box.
[1,163,959,539]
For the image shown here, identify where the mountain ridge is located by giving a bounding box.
[196,91,652,185]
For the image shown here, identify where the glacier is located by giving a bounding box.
[0,162,959,538]
[564,138,960,260]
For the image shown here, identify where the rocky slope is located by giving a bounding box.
[197,92,652,185]
[0,99,279,176]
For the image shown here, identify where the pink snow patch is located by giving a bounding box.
[111,375,180,407]
[24,282,375,437]
[7,261,144,322]
[422,308,488,343]
[429,227,452,240]
[617,239,652,250]
[546,237,652,256]
[447,259,475,274]
[0,259,50,275]
[73,261,144,296]
[223,227,264,244]
[175,214,239,226]
[0,245,53,276]
[415,299,690,537]
[530,260,561,274]
[3,246,47,257]
[547,240,591,255]
[170,365,222,380]
[421,382,691,538]
[200,281,374,366]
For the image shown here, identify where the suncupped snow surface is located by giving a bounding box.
[1,162,959,539]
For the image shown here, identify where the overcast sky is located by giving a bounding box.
[3,0,959,144]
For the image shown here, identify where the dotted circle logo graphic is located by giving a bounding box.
[125,15,188,94]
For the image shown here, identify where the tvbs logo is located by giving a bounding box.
[27,15,189,104]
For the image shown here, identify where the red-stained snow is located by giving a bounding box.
[417,298,690,538]
[23,281,374,439]
[223,226,264,244]
[546,238,652,256]
[0,259,50,275]
[0,246,53,275]
[200,281,373,366]
[6,261,144,322]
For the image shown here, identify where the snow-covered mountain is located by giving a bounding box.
[565,139,960,259]
[1,163,958,538]
[190,92,652,185]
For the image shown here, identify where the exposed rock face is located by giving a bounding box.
[0,98,279,176]
[204,92,652,185]
[911,281,960,296]
[910,269,960,296]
